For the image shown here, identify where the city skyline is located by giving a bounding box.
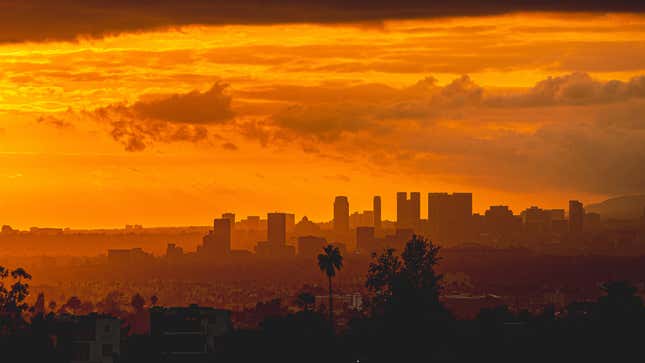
[0,190,611,230]
[2,10,645,228]
[2,2,645,362]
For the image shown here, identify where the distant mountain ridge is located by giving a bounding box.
[586,195,645,220]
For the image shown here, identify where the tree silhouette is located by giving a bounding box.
[598,280,644,321]
[366,235,447,321]
[360,236,450,362]
[131,293,145,312]
[0,266,32,313]
[62,296,82,315]
[317,245,343,324]
[295,291,316,312]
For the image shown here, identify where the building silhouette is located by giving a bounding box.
[53,314,121,363]
[150,305,232,359]
[569,200,584,233]
[428,192,472,245]
[202,218,231,256]
[221,212,235,226]
[350,210,374,229]
[268,212,286,245]
[483,205,521,242]
[256,212,295,258]
[333,196,350,235]
[297,235,327,258]
[373,195,382,228]
[521,206,551,234]
[397,192,420,229]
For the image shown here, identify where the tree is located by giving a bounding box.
[131,293,145,312]
[0,266,32,313]
[366,235,445,320]
[62,296,83,315]
[295,291,316,312]
[317,245,343,324]
[365,248,401,313]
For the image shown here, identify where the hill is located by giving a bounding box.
[586,195,645,220]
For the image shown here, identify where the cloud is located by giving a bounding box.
[90,82,233,151]
[37,115,74,129]
[131,82,234,124]
[486,72,645,107]
[1,1,644,43]
[239,72,645,195]
[221,142,238,151]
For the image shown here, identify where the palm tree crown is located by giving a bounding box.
[317,245,343,326]
[318,245,343,278]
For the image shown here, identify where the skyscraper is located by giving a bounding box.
[334,196,350,235]
[221,213,235,225]
[268,212,287,245]
[373,195,382,228]
[428,192,473,245]
[569,200,584,233]
[202,217,231,256]
[397,192,420,229]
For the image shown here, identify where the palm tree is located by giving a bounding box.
[317,245,343,324]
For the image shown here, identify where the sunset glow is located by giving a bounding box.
[2,12,645,228]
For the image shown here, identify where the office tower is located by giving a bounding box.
[221,213,235,224]
[569,200,584,233]
[484,206,519,236]
[356,226,375,254]
[428,192,473,245]
[244,216,261,230]
[350,210,374,229]
[334,196,350,235]
[267,212,287,245]
[202,217,231,256]
[285,213,296,234]
[520,206,550,233]
[297,236,327,258]
[373,195,382,228]
[397,192,421,229]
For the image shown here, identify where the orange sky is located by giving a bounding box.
[1,12,645,229]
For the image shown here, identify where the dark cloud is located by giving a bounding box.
[37,115,74,129]
[132,82,234,124]
[237,73,645,195]
[486,72,645,107]
[90,82,232,151]
[221,142,238,150]
[1,1,643,43]
[255,73,645,144]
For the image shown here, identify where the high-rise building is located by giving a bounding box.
[221,213,235,226]
[267,212,287,245]
[397,192,420,229]
[484,206,520,237]
[202,218,231,256]
[285,213,296,234]
[569,200,584,233]
[350,210,374,229]
[334,196,350,235]
[373,196,382,228]
[428,192,473,245]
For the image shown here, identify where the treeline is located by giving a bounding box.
[2,236,645,362]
